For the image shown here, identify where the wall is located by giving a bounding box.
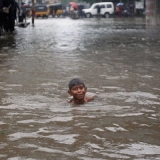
[146,0,160,26]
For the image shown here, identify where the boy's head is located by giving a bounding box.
[68,78,85,90]
[68,78,87,102]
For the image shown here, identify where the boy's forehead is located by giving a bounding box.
[70,84,85,89]
[68,78,85,90]
[72,84,84,87]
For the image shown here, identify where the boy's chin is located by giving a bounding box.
[76,95,84,100]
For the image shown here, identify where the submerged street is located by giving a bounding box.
[0,17,160,159]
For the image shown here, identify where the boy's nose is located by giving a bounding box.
[77,88,81,92]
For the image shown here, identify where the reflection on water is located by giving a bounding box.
[0,17,160,159]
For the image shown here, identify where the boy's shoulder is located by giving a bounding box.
[85,95,94,102]
[67,95,94,104]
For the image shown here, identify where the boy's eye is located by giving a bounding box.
[79,86,84,90]
[72,85,85,91]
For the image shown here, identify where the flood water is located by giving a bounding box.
[0,17,160,160]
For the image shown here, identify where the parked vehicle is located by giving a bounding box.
[48,3,63,17]
[30,4,49,18]
[82,2,114,18]
[24,0,31,7]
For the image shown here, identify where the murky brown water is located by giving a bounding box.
[0,17,160,160]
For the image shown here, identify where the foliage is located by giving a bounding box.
[61,0,94,5]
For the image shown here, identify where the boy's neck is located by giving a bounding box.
[73,98,85,104]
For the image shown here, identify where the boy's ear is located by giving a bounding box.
[85,87,87,92]
[68,90,72,95]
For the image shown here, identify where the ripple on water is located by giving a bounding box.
[119,142,160,155]
[0,18,160,159]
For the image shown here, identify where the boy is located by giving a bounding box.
[68,78,94,104]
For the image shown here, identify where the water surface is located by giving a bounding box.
[0,17,160,160]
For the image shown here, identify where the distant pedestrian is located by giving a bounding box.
[19,2,26,22]
[116,6,122,17]
[69,5,74,17]
[0,0,3,9]
[97,5,101,18]
[3,0,16,32]
[0,0,3,33]
[9,0,17,31]
[14,1,20,23]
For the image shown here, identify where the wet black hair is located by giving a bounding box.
[68,78,85,90]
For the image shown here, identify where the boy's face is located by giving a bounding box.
[68,84,87,100]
